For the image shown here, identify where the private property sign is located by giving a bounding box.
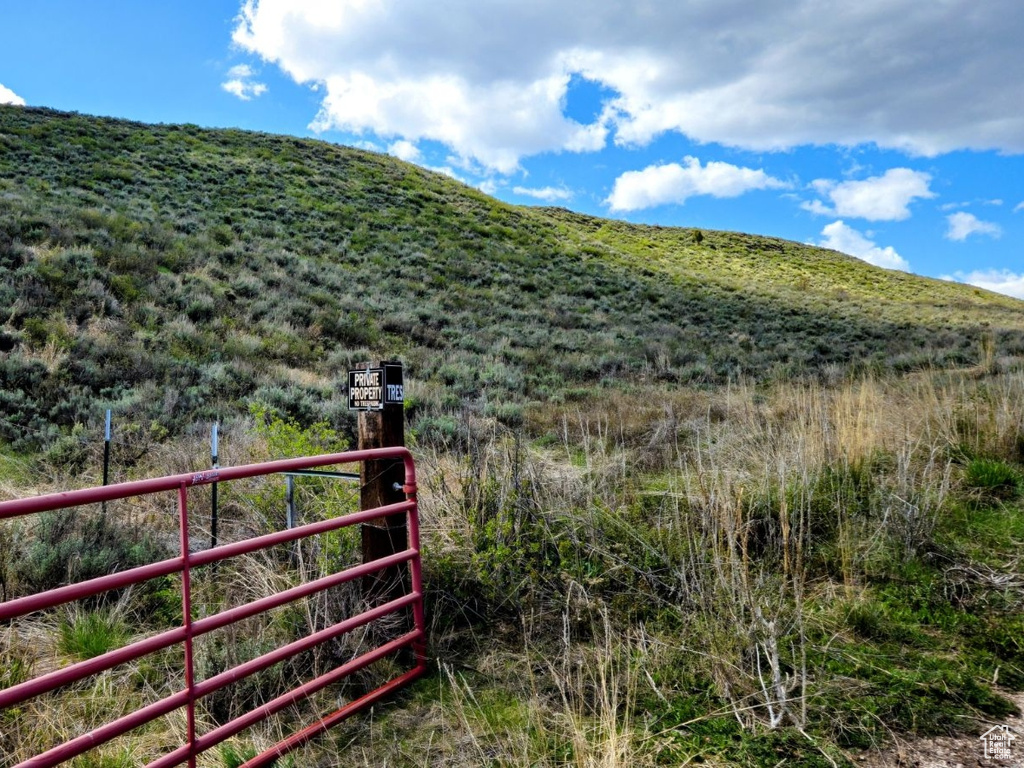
[349,368,384,410]
[348,364,404,411]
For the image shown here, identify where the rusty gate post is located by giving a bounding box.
[358,361,407,605]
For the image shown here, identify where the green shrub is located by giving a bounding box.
[43,424,90,472]
[210,224,234,246]
[484,401,524,428]
[249,402,346,458]
[411,414,469,449]
[13,509,172,597]
[237,403,352,532]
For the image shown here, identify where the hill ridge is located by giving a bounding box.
[1,104,1023,451]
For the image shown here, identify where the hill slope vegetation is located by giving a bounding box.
[1,105,1023,451]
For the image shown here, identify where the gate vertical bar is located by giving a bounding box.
[178,482,197,768]
[406,484,426,668]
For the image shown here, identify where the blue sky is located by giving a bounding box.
[1,1,1022,298]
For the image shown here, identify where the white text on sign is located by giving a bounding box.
[350,370,382,407]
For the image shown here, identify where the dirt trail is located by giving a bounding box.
[855,691,1024,767]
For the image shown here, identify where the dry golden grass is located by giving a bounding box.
[3,363,1024,765]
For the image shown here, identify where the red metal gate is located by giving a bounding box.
[0,447,426,767]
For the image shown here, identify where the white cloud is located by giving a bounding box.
[801,199,836,217]
[1014,201,1024,213]
[804,169,935,221]
[232,0,1024,172]
[387,139,421,163]
[306,70,605,174]
[512,185,573,203]
[606,156,787,211]
[818,220,909,271]
[942,199,1001,211]
[221,63,268,101]
[944,270,1024,299]
[222,79,268,100]
[945,211,1002,241]
[0,83,25,106]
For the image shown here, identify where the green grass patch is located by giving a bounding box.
[58,608,131,660]
[964,457,1021,499]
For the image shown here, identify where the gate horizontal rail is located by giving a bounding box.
[0,447,426,768]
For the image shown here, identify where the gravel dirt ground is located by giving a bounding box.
[853,691,1024,768]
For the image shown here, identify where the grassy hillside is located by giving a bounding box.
[2,106,1024,767]
[2,105,1023,455]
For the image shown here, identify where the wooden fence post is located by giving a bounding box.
[357,361,406,605]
